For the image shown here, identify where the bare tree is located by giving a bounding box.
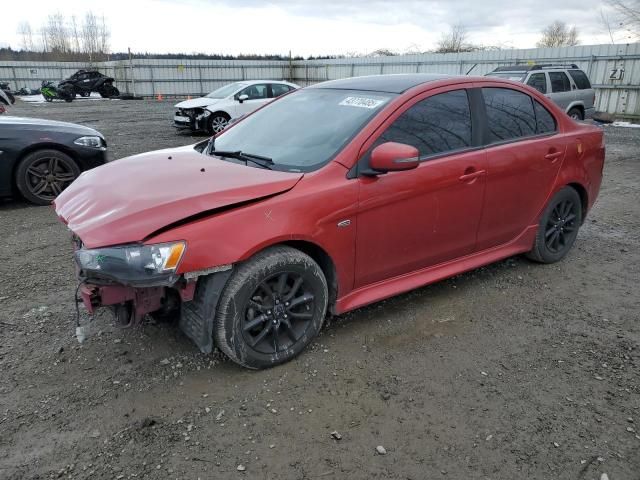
[436,25,478,53]
[17,21,34,51]
[607,0,640,40]
[536,21,580,47]
[44,12,71,54]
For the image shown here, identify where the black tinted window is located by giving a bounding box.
[271,84,291,97]
[482,87,536,142]
[534,100,556,134]
[549,72,571,92]
[568,70,591,89]
[376,90,472,157]
[526,73,547,94]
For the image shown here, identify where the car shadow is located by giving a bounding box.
[0,197,47,211]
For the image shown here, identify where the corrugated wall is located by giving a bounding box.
[1,43,639,117]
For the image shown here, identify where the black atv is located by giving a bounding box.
[0,82,16,105]
[59,70,120,98]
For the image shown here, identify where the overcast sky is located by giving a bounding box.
[1,0,627,56]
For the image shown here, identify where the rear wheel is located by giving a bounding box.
[527,187,582,264]
[214,246,328,369]
[568,107,583,121]
[15,149,80,205]
[98,84,119,98]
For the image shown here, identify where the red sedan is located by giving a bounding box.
[55,74,605,369]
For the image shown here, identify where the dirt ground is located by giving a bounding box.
[1,98,639,480]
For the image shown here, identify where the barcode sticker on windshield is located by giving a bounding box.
[339,96,386,109]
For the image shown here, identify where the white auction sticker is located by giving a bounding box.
[339,96,386,109]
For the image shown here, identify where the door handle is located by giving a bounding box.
[459,169,486,182]
[545,151,563,162]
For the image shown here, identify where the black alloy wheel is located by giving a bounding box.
[16,150,80,205]
[242,271,316,355]
[214,246,328,369]
[527,186,583,263]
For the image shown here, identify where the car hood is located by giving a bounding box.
[175,97,220,109]
[0,116,101,136]
[54,145,303,248]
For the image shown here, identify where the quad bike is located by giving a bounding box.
[59,69,120,98]
[41,81,74,102]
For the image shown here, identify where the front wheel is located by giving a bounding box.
[214,246,328,369]
[15,149,81,205]
[527,187,583,263]
[207,113,230,134]
[99,84,119,98]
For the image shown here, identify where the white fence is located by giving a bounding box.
[1,43,639,118]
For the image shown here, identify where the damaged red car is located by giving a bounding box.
[55,74,605,369]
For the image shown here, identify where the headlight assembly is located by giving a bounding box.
[75,241,186,286]
[74,136,105,149]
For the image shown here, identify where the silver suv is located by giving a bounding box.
[486,64,595,120]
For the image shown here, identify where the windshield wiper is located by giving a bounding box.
[209,149,274,170]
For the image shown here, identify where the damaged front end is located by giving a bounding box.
[74,237,231,352]
[174,107,210,131]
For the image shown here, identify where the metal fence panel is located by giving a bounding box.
[1,43,639,117]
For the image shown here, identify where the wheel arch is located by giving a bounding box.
[567,182,589,222]
[239,239,339,315]
[208,110,231,119]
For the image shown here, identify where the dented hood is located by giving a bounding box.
[175,97,219,109]
[54,145,303,248]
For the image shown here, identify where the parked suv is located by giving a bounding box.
[486,64,595,120]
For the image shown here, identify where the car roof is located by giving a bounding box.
[242,80,297,86]
[491,64,581,73]
[308,74,454,94]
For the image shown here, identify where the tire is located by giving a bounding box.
[207,112,230,134]
[15,149,81,205]
[568,107,583,121]
[526,186,583,264]
[214,246,328,369]
[99,84,119,98]
[80,91,90,98]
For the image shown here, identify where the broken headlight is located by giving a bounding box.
[75,241,186,286]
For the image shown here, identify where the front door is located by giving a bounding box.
[354,88,487,288]
[234,83,270,117]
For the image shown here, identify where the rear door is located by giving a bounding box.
[568,69,595,111]
[354,87,487,287]
[547,71,575,111]
[475,86,568,250]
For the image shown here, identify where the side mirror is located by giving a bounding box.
[237,94,249,103]
[368,142,420,174]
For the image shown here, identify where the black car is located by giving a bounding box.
[59,70,120,98]
[0,117,107,205]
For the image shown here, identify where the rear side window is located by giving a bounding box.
[549,72,571,92]
[376,89,472,158]
[271,84,292,98]
[568,70,591,89]
[534,100,557,134]
[482,87,536,142]
[526,73,547,94]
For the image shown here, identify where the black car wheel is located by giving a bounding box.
[214,246,328,369]
[80,91,91,98]
[15,150,81,205]
[568,107,583,121]
[527,186,582,264]
[99,84,119,98]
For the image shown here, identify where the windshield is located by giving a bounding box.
[212,88,395,172]
[205,82,247,99]
[485,72,526,82]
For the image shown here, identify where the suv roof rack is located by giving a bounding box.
[492,63,580,72]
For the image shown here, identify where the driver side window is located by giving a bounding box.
[237,84,269,100]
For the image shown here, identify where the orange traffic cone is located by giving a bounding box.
[157,93,163,101]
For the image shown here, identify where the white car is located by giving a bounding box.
[173,80,299,133]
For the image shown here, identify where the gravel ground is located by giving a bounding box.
[1,98,639,480]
